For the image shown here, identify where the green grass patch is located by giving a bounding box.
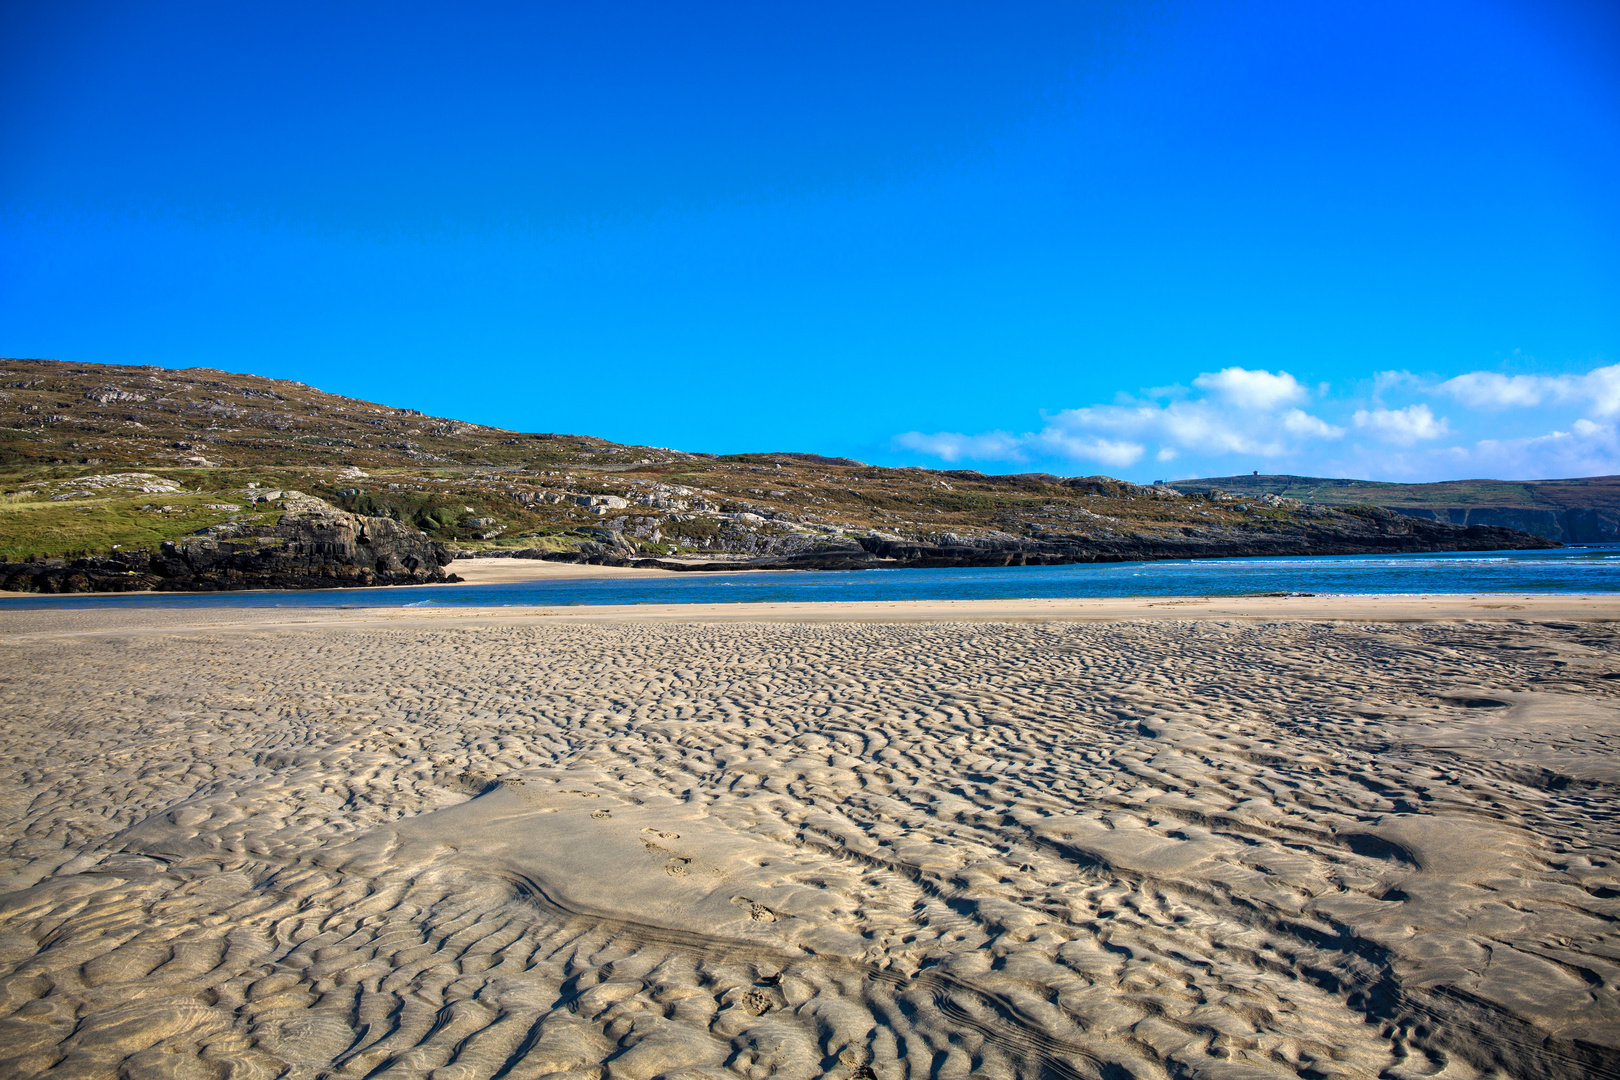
[0,493,268,561]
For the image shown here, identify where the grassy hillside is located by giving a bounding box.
[1,357,1319,562]
[2,357,1586,563]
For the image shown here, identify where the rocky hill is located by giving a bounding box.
[0,358,1554,590]
[1168,474,1620,543]
[0,485,456,593]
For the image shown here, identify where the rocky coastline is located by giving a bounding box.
[465,505,1554,575]
[0,493,1558,594]
[1393,504,1620,543]
[0,493,457,593]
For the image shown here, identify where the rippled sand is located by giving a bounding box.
[1,602,1618,1079]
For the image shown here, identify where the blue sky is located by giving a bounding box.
[3,1,1618,481]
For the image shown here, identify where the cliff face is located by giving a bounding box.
[1393,506,1620,544]
[0,494,456,592]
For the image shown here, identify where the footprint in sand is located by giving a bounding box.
[665,858,690,877]
[730,896,778,922]
[591,809,611,820]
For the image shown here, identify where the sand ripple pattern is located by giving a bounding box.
[2,619,1619,1078]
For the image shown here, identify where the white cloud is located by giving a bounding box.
[1028,429,1144,467]
[1323,417,1619,481]
[1588,366,1620,418]
[1439,371,1559,408]
[1352,404,1450,445]
[1048,395,1342,460]
[1437,362,1620,418]
[1191,367,1308,410]
[892,430,1025,463]
[1470,417,1620,476]
[892,366,1344,471]
[890,362,1620,480]
[1443,420,1617,480]
[1282,409,1346,438]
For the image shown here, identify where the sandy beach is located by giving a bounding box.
[1,596,1618,1079]
[445,557,681,585]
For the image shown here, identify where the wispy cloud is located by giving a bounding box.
[891,430,1026,463]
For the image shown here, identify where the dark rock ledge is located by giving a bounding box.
[1,496,457,593]
[466,508,1555,575]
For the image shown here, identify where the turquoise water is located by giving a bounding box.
[2,545,1617,609]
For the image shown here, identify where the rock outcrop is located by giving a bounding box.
[0,493,457,593]
[839,508,1553,568]
[1393,505,1620,544]
[463,506,1553,574]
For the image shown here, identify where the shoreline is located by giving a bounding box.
[1,593,1615,640]
[441,556,679,584]
[9,539,1611,595]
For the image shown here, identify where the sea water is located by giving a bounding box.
[2,545,1617,609]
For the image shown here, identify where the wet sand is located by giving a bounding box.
[2,593,1615,640]
[1,597,1618,1078]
